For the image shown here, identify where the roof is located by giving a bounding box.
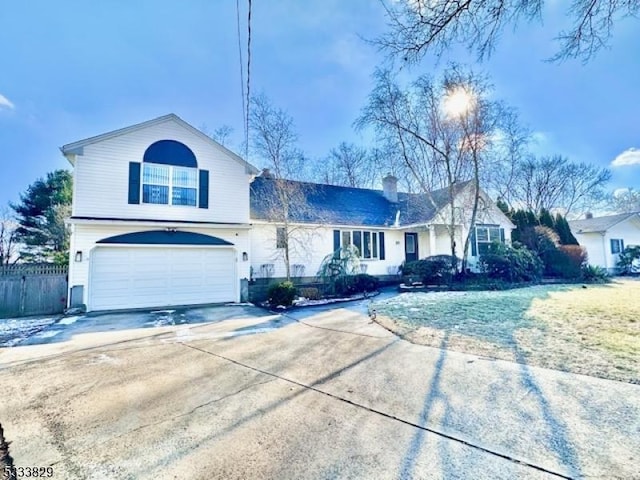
[569,212,640,233]
[60,113,259,175]
[250,177,471,227]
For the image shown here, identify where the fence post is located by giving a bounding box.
[19,275,26,316]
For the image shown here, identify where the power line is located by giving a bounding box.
[245,0,252,161]
[235,0,246,155]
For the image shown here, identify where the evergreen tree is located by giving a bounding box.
[496,197,510,215]
[554,213,578,245]
[10,170,72,263]
[538,208,555,229]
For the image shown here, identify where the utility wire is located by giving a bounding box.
[245,0,252,161]
[235,0,246,153]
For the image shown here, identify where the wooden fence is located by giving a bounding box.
[0,265,68,318]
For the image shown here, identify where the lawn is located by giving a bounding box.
[371,279,640,384]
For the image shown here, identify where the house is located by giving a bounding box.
[250,175,515,279]
[569,212,640,273]
[62,114,514,312]
[62,114,258,312]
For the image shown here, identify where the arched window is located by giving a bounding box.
[143,140,197,168]
[141,140,199,206]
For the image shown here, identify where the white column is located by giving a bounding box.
[429,225,436,256]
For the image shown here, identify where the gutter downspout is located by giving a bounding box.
[601,232,608,271]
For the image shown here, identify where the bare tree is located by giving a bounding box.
[377,0,639,63]
[355,68,444,197]
[357,65,507,272]
[211,125,234,147]
[317,142,377,188]
[369,143,420,193]
[250,94,312,280]
[606,187,640,213]
[510,155,611,215]
[480,105,532,206]
[0,207,19,267]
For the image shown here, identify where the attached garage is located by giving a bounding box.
[88,230,237,311]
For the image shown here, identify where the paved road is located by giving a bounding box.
[1,300,639,479]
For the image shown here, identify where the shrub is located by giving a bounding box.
[334,274,379,296]
[519,226,560,256]
[401,255,457,284]
[480,243,543,282]
[317,245,361,295]
[317,245,361,279]
[267,281,296,307]
[617,245,640,275]
[581,264,609,283]
[545,245,588,278]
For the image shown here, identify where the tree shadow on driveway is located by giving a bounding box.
[399,333,450,479]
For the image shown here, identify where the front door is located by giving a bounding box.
[404,232,419,262]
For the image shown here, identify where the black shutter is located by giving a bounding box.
[471,227,477,256]
[379,232,386,260]
[333,230,340,252]
[500,228,505,243]
[128,162,141,204]
[199,170,209,209]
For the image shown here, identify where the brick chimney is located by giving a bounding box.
[382,174,398,203]
[260,168,274,179]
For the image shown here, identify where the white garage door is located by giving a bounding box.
[89,246,236,311]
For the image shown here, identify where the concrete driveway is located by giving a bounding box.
[1,299,638,479]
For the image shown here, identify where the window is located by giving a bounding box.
[276,227,287,249]
[611,238,624,254]
[142,163,197,206]
[338,229,383,259]
[405,234,416,254]
[474,225,504,256]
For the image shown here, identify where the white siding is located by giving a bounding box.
[72,118,251,223]
[249,224,405,279]
[70,223,250,307]
[574,232,607,269]
[573,216,640,272]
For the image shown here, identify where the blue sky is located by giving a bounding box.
[1,0,639,207]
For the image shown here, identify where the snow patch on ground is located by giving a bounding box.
[162,327,278,343]
[59,315,81,325]
[0,317,58,347]
[34,330,61,339]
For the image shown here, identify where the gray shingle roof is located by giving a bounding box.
[250,177,470,227]
[569,212,640,233]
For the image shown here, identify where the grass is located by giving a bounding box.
[372,279,640,384]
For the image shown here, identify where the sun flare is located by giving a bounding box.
[443,86,475,118]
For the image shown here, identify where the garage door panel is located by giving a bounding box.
[90,246,236,311]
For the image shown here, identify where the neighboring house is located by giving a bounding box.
[569,212,640,273]
[62,114,514,312]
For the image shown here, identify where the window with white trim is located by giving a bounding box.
[142,163,198,206]
[276,227,287,249]
[341,229,381,259]
[611,238,624,254]
[475,225,504,255]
